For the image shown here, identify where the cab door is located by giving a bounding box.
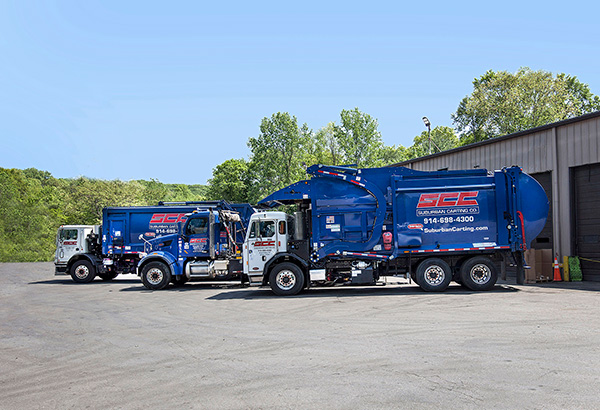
[246,218,279,274]
[183,216,210,258]
[56,227,80,263]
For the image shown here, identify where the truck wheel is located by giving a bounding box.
[416,258,451,292]
[269,263,305,296]
[460,256,498,291]
[70,260,96,283]
[99,272,118,281]
[141,262,172,290]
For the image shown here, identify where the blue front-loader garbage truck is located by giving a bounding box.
[54,201,255,286]
[242,164,549,295]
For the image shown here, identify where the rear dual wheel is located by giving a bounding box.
[416,258,452,292]
[459,256,497,291]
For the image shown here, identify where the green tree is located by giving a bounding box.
[407,126,460,158]
[139,179,169,205]
[206,158,253,203]
[61,178,143,224]
[453,67,600,144]
[0,168,61,261]
[377,144,410,166]
[248,112,312,199]
[307,122,340,166]
[334,108,383,167]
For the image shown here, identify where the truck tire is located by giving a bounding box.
[70,260,96,283]
[460,256,498,291]
[269,263,305,296]
[98,272,118,281]
[141,261,172,290]
[415,258,452,292]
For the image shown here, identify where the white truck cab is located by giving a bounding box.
[243,211,290,286]
[55,225,100,278]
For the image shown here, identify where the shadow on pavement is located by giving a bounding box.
[206,283,519,300]
[30,278,142,285]
[118,282,246,293]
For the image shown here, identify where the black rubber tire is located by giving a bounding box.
[415,258,452,292]
[70,260,96,283]
[171,275,188,286]
[269,262,305,296]
[459,256,498,291]
[98,272,119,281]
[141,261,172,290]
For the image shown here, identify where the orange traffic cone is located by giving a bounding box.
[553,254,562,281]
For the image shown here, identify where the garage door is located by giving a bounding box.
[572,163,600,281]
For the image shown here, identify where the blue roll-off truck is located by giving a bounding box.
[243,164,549,295]
[54,201,255,287]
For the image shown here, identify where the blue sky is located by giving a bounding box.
[1,1,599,184]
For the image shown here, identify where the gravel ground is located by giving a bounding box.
[1,262,599,409]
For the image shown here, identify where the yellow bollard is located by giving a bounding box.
[563,255,570,282]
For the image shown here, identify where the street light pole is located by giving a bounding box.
[422,117,431,155]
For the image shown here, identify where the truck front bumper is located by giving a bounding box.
[55,264,68,275]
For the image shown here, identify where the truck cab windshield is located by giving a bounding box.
[60,229,78,241]
[186,217,208,235]
[249,220,275,239]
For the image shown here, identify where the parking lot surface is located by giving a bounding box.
[1,262,599,409]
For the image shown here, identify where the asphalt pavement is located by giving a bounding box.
[1,262,599,409]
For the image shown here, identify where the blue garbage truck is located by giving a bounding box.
[243,164,549,295]
[54,201,255,286]
[137,201,255,289]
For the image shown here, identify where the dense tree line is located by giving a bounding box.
[0,168,206,262]
[2,67,599,262]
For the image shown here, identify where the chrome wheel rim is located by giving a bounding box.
[147,268,164,285]
[74,265,89,280]
[424,265,445,285]
[470,264,491,284]
[275,270,296,290]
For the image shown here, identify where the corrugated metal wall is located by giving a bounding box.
[406,128,555,175]
[398,113,600,273]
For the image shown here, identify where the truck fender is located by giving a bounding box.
[67,253,102,272]
[262,253,309,286]
[137,251,179,276]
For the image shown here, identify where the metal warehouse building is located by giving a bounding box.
[395,111,600,281]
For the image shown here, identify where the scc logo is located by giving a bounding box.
[253,241,275,247]
[149,213,188,224]
[417,191,479,208]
